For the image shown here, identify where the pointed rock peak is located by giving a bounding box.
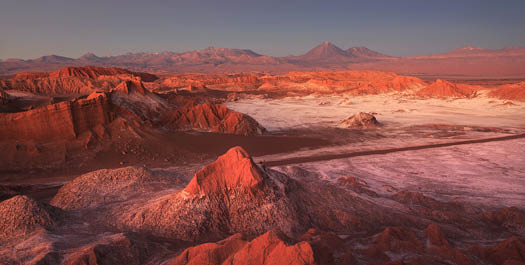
[183,146,264,196]
[112,79,147,95]
[425,224,450,248]
[316,41,342,50]
[301,41,347,59]
[79,52,100,60]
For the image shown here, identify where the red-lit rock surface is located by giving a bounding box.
[0,66,157,96]
[184,146,264,196]
[162,70,426,95]
[0,91,113,142]
[112,146,302,241]
[0,88,9,104]
[1,146,524,264]
[163,102,265,135]
[416,79,482,98]
[489,81,525,102]
[168,230,316,265]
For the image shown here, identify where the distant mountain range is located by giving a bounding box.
[1,42,525,77]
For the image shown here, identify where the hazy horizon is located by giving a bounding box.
[1,0,524,60]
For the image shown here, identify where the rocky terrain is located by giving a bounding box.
[0,147,523,264]
[0,65,524,264]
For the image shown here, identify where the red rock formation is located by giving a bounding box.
[489,82,525,102]
[49,66,131,79]
[184,146,264,197]
[161,70,426,95]
[372,226,424,253]
[112,78,147,95]
[425,224,450,248]
[483,207,525,234]
[61,233,151,265]
[298,229,357,265]
[51,167,175,210]
[416,79,482,98]
[168,230,316,265]
[338,112,380,128]
[471,237,525,265]
[112,146,302,241]
[0,66,157,96]
[164,101,266,135]
[0,195,64,239]
[0,88,9,104]
[0,91,113,142]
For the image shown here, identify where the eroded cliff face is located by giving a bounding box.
[0,92,113,142]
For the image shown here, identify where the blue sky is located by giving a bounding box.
[1,0,524,59]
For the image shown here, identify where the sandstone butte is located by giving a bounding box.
[489,81,525,102]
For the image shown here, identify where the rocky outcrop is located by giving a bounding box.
[470,237,525,265]
[0,66,157,96]
[0,195,64,240]
[164,102,266,135]
[425,224,451,248]
[112,79,147,95]
[0,91,113,142]
[416,79,481,98]
[114,146,301,241]
[0,88,10,104]
[50,66,158,82]
[160,70,426,95]
[338,112,380,128]
[482,207,525,234]
[167,230,316,265]
[61,233,151,265]
[184,147,264,196]
[489,81,525,102]
[51,167,176,210]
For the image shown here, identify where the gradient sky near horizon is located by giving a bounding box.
[1,0,524,60]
